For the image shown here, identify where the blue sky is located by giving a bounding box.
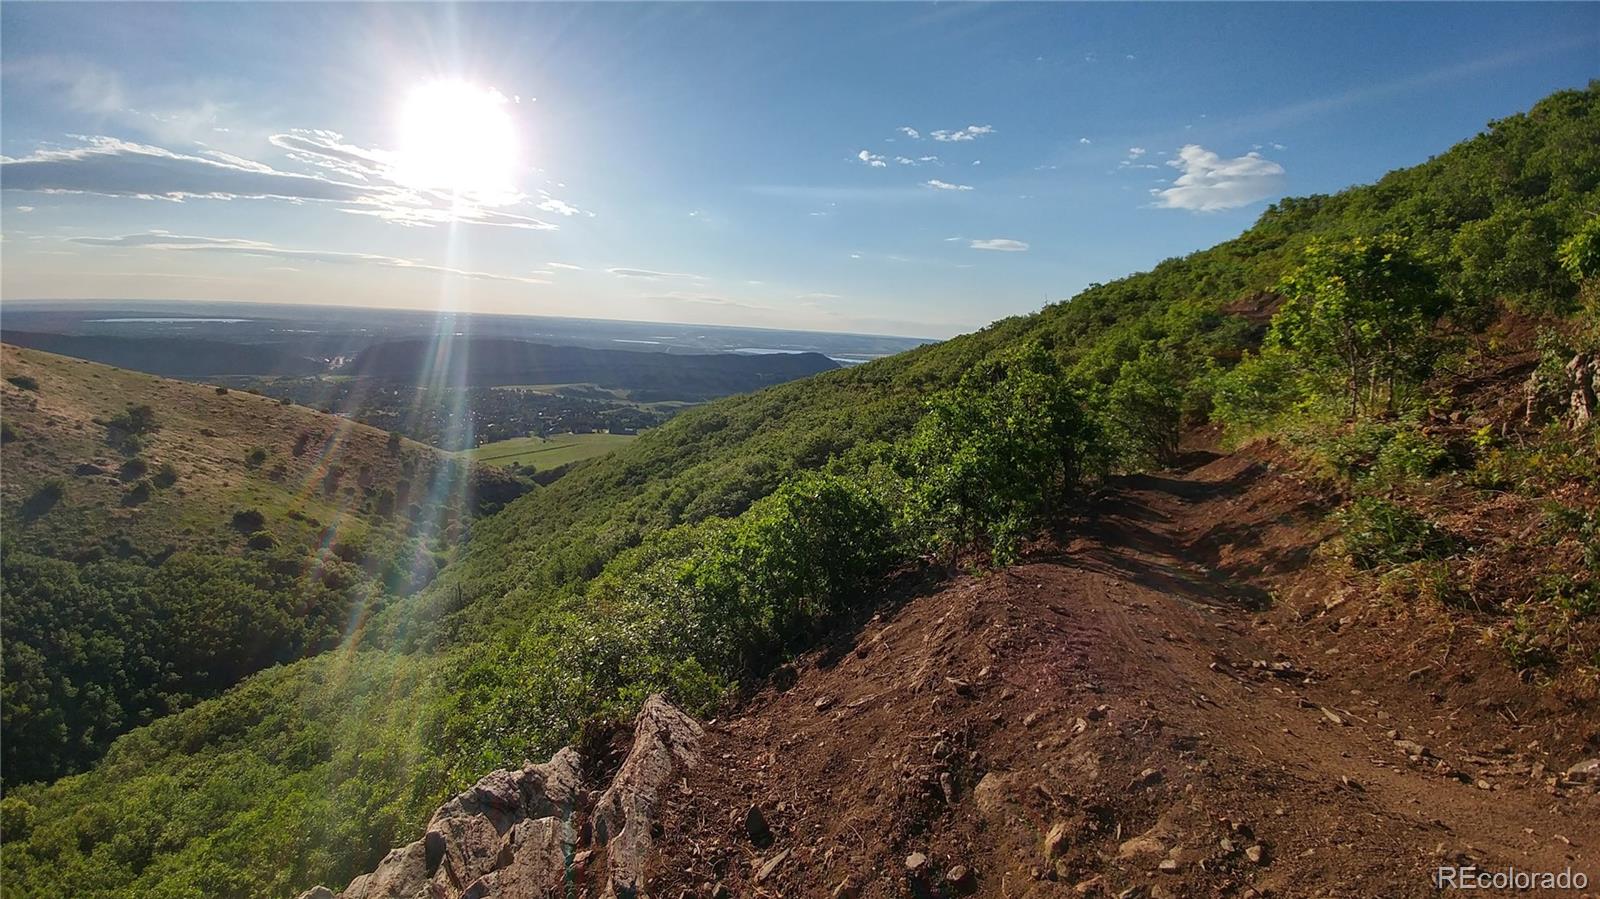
[2,3,1595,338]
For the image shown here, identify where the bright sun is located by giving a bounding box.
[394,80,518,204]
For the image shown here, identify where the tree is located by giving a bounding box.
[1269,234,1451,417]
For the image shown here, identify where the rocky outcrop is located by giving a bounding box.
[299,696,700,899]
[591,696,705,898]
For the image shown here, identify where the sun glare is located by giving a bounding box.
[394,80,519,204]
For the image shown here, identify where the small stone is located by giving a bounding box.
[1566,758,1600,783]
[946,865,975,890]
[1321,707,1346,727]
[1134,767,1163,788]
[905,852,929,874]
[1044,821,1072,858]
[1395,739,1429,758]
[711,883,731,899]
[814,695,834,711]
[1245,844,1266,864]
[1158,858,1181,873]
[831,878,861,899]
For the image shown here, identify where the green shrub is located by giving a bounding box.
[118,457,149,482]
[6,374,39,391]
[153,462,179,488]
[232,508,267,532]
[122,479,152,506]
[1337,497,1456,569]
[902,343,1103,565]
[1210,349,1306,435]
[245,446,269,468]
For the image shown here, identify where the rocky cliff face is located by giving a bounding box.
[299,695,703,899]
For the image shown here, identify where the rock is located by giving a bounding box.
[1395,739,1430,758]
[815,695,835,711]
[1321,707,1346,727]
[1044,821,1072,859]
[1566,758,1600,784]
[592,696,706,898]
[973,772,1011,820]
[419,748,584,898]
[1118,833,1167,860]
[905,852,929,874]
[1245,844,1266,864]
[1157,858,1181,873]
[755,849,790,883]
[341,839,429,899]
[712,882,731,899]
[831,877,862,899]
[947,865,975,891]
[295,888,336,899]
[1133,768,1163,788]
[745,804,774,848]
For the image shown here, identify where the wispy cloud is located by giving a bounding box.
[897,126,921,139]
[68,231,550,283]
[969,238,1029,252]
[1150,144,1286,212]
[1,135,564,231]
[931,124,994,142]
[925,179,974,191]
[607,267,704,281]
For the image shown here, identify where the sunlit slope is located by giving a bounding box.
[1,343,496,560]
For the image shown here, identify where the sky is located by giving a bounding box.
[2,3,1596,339]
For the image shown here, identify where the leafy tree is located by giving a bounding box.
[1269,234,1451,417]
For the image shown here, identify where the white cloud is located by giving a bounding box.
[546,262,583,270]
[857,149,887,168]
[68,231,550,284]
[924,179,973,191]
[931,124,994,142]
[1150,144,1286,212]
[1078,137,1092,145]
[969,238,1029,252]
[898,126,921,139]
[971,160,982,166]
[536,197,582,216]
[1128,147,1146,158]
[606,267,703,280]
[13,206,35,213]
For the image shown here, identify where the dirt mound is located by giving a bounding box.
[642,445,1599,898]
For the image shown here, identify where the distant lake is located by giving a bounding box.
[86,317,252,323]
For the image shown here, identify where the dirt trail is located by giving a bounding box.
[645,446,1599,898]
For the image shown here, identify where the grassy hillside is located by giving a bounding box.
[0,345,525,786]
[3,83,1596,899]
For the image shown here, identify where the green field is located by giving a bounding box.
[462,432,638,469]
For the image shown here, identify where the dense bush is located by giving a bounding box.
[902,343,1103,564]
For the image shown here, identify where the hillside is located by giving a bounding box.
[310,445,1599,899]
[2,84,1596,899]
[344,337,839,399]
[0,344,525,785]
